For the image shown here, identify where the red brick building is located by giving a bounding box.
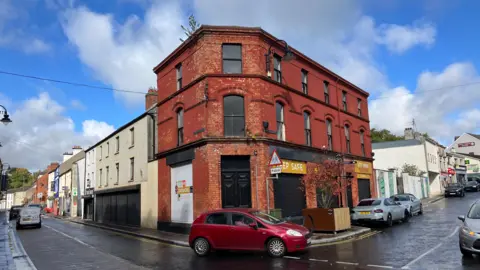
[154,26,375,231]
[33,163,59,206]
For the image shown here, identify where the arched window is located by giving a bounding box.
[276,102,285,141]
[360,130,365,157]
[304,111,311,146]
[345,124,351,154]
[224,95,245,136]
[326,119,333,150]
[177,108,184,146]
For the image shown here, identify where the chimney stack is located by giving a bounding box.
[145,87,158,110]
[63,152,73,162]
[72,146,83,155]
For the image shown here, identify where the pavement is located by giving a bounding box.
[11,191,480,269]
[0,210,15,270]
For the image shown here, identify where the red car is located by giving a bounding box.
[188,208,312,258]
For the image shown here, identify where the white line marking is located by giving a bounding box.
[44,224,93,248]
[401,243,442,269]
[309,258,328,262]
[284,256,300,260]
[447,226,459,238]
[336,261,359,265]
[367,265,394,269]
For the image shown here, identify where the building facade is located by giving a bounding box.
[83,146,96,220]
[448,133,480,155]
[154,26,374,231]
[58,147,85,216]
[89,107,157,228]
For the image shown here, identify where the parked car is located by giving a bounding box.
[464,181,480,192]
[458,200,480,256]
[17,206,42,229]
[351,197,407,226]
[445,183,465,197]
[9,205,24,220]
[189,209,311,258]
[390,193,423,216]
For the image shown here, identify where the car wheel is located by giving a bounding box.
[386,213,393,227]
[460,244,473,257]
[37,223,42,229]
[16,223,21,230]
[267,237,286,258]
[193,237,210,257]
[462,192,465,197]
[403,210,410,222]
[418,204,423,215]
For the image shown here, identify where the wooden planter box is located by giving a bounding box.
[302,207,351,233]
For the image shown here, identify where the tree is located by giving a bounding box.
[401,163,426,177]
[370,128,404,143]
[301,156,351,208]
[180,15,200,42]
[7,168,33,189]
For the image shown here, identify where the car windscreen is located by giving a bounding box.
[447,183,461,188]
[250,211,284,224]
[392,195,410,201]
[357,199,381,206]
[467,204,480,219]
[467,181,477,186]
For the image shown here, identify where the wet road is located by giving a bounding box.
[15,192,480,270]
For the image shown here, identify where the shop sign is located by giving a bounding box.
[465,160,470,165]
[85,188,94,196]
[357,173,371,179]
[354,161,372,175]
[458,142,475,148]
[72,187,77,196]
[448,168,456,175]
[175,180,192,195]
[280,160,307,174]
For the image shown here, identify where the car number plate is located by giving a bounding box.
[360,211,370,215]
[23,218,30,221]
[450,192,456,195]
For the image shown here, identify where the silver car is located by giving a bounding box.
[351,197,407,226]
[458,200,480,256]
[390,193,423,216]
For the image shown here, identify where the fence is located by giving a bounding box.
[401,173,429,199]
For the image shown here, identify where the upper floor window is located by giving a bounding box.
[224,95,245,136]
[342,91,347,111]
[345,124,351,154]
[360,130,365,157]
[273,54,282,83]
[222,44,242,74]
[176,63,182,90]
[276,102,285,141]
[301,69,308,94]
[357,98,362,117]
[326,119,333,150]
[304,111,311,146]
[324,81,330,104]
[130,127,135,147]
[106,142,109,157]
[99,146,102,160]
[177,108,184,146]
[115,136,119,154]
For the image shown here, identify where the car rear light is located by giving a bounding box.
[374,209,383,213]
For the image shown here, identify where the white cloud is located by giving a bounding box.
[60,1,184,107]
[24,38,51,54]
[376,20,436,54]
[0,92,114,170]
[70,99,86,110]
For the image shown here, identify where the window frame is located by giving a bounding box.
[205,212,229,225]
[223,95,245,137]
[115,163,119,185]
[304,111,311,146]
[129,157,134,182]
[105,166,109,187]
[345,124,351,154]
[342,91,347,111]
[324,81,330,104]
[232,213,255,226]
[273,54,282,83]
[115,136,119,154]
[357,98,362,117]
[360,130,365,157]
[99,169,103,187]
[222,44,242,74]
[276,102,285,141]
[301,69,308,94]
[177,108,184,146]
[106,142,109,157]
[326,119,333,151]
[130,127,135,147]
[176,63,182,90]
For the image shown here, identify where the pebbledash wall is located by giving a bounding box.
[154,26,375,232]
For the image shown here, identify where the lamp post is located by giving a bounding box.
[1,163,10,210]
[0,105,12,126]
[265,39,295,78]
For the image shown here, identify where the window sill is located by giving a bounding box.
[128,179,134,183]
[114,182,119,185]
[114,152,119,155]
[129,145,134,149]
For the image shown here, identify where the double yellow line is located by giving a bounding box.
[310,230,380,247]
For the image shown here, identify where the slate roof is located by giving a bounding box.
[372,139,422,150]
[59,150,85,175]
[467,133,480,140]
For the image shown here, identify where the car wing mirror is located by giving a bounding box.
[248,222,258,229]
[458,215,465,222]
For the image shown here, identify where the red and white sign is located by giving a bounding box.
[447,168,456,175]
[269,149,282,166]
[458,142,475,148]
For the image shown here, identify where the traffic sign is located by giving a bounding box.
[270,166,282,175]
[269,149,282,166]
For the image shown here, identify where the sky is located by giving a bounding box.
[1,0,480,170]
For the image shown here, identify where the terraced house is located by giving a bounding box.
[153,25,374,233]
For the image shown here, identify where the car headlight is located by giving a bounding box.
[286,229,303,237]
[462,226,476,236]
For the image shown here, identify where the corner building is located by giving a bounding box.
[154,26,375,232]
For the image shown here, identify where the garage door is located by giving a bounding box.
[273,174,306,218]
[358,179,372,201]
[95,190,140,227]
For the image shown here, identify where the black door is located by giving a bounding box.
[347,185,353,208]
[95,190,140,227]
[273,174,306,218]
[83,199,94,220]
[221,156,251,208]
[358,179,371,201]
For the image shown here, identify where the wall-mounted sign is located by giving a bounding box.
[354,161,372,175]
[175,180,192,195]
[448,168,456,175]
[281,160,306,174]
[72,187,77,196]
[458,142,475,148]
[465,160,470,165]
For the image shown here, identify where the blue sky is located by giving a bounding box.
[1,0,480,169]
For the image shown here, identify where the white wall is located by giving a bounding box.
[171,163,193,224]
[85,148,96,190]
[47,172,55,208]
[425,140,440,173]
[448,133,480,155]
[402,173,429,199]
[141,160,158,228]
[373,144,426,172]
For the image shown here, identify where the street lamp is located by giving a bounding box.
[265,39,295,77]
[0,105,12,125]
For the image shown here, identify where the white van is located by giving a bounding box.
[17,206,42,229]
